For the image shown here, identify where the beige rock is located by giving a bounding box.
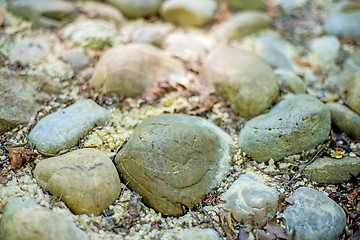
[80,2,126,23]
[204,47,279,117]
[90,43,185,96]
[107,0,162,18]
[348,72,360,115]
[34,149,121,215]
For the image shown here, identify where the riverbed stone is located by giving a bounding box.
[62,20,119,49]
[0,72,39,133]
[90,43,185,96]
[324,1,360,39]
[303,156,360,184]
[107,0,162,18]
[177,227,221,240]
[204,47,279,117]
[238,94,331,162]
[220,174,279,227]
[61,51,90,71]
[0,196,89,240]
[326,102,360,139]
[348,72,360,115]
[274,69,306,94]
[28,99,111,155]
[221,0,264,11]
[115,114,234,216]
[7,0,76,28]
[283,187,346,240]
[309,36,340,63]
[9,37,49,65]
[80,2,125,23]
[34,148,121,214]
[211,11,271,41]
[127,23,174,45]
[160,0,217,27]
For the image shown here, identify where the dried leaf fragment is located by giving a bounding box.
[7,147,38,169]
[263,218,287,239]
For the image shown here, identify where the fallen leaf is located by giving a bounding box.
[238,228,249,240]
[331,150,344,159]
[7,147,38,169]
[263,218,288,239]
[256,229,276,240]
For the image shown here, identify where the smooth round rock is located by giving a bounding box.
[9,37,48,65]
[61,51,90,71]
[90,43,185,96]
[211,11,271,41]
[115,114,234,216]
[274,69,306,94]
[177,227,221,240]
[284,187,346,240]
[204,47,279,117]
[160,0,217,27]
[326,102,360,139]
[107,0,162,18]
[80,2,125,23]
[348,72,360,115]
[238,94,331,162]
[34,148,121,215]
[220,174,279,227]
[0,196,89,240]
[128,23,174,45]
[303,156,360,184]
[309,36,340,63]
[221,0,264,11]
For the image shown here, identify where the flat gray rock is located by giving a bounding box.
[309,36,340,63]
[0,72,39,133]
[326,102,360,139]
[284,187,346,240]
[9,37,48,65]
[34,148,121,214]
[0,196,89,240]
[29,99,111,155]
[274,69,306,94]
[61,51,90,71]
[303,156,360,184]
[177,227,220,240]
[115,114,234,216]
[220,174,279,227]
[204,47,279,117]
[238,94,331,162]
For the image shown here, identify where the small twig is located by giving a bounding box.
[199,202,226,240]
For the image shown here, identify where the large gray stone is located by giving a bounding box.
[303,156,360,184]
[204,47,279,117]
[0,72,39,133]
[274,69,306,94]
[177,227,220,240]
[326,102,360,139]
[7,0,76,28]
[107,0,162,18]
[238,94,331,162]
[211,11,271,41]
[90,43,185,96]
[29,99,111,155]
[221,0,264,11]
[115,114,234,216]
[309,36,340,64]
[284,187,346,240]
[348,72,360,115]
[9,37,48,65]
[220,174,279,227]
[0,196,89,240]
[128,23,174,45]
[34,149,121,214]
[160,0,217,27]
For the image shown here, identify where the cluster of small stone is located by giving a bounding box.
[1,0,360,240]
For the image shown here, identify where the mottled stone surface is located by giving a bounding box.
[107,0,162,18]
[7,0,76,28]
[204,47,279,117]
[284,187,346,240]
[61,51,89,71]
[177,227,220,240]
[90,43,185,96]
[34,149,121,214]
[9,37,48,65]
[309,36,340,63]
[29,99,111,155]
[221,0,264,11]
[326,102,360,139]
[303,156,360,184]
[161,0,217,27]
[80,2,125,23]
[0,196,89,240]
[212,11,271,41]
[115,114,234,216]
[128,23,173,45]
[238,94,331,162]
[348,72,360,115]
[274,69,306,94]
[220,174,279,227]
[0,72,39,133]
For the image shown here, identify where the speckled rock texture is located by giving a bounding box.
[89,43,185,96]
[107,0,163,18]
[204,47,279,117]
[303,156,360,184]
[160,0,217,27]
[177,227,221,240]
[34,148,121,215]
[238,94,331,162]
[220,174,279,227]
[274,69,306,94]
[326,102,360,139]
[284,187,346,240]
[0,196,89,240]
[0,72,39,133]
[29,99,111,155]
[115,114,234,216]
[347,72,360,115]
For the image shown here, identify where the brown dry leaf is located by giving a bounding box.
[238,228,249,240]
[263,218,288,239]
[143,81,177,100]
[256,229,276,240]
[7,147,38,169]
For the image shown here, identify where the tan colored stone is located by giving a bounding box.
[348,72,360,115]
